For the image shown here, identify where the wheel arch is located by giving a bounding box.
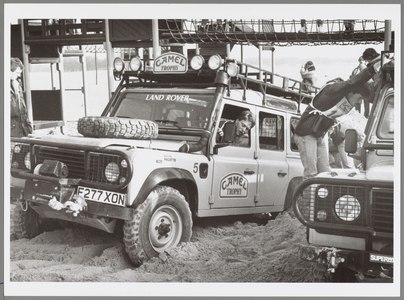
[132,168,198,212]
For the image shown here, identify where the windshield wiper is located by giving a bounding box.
[154,119,183,131]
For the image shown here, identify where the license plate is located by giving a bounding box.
[77,186,126,207]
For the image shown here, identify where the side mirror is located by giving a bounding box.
[344,129,358,153]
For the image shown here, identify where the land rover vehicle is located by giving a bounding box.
[292,51,394,282]
[11,52,315,266]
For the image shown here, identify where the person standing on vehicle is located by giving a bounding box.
[10,57,32,137]
[300,61,317,94]
[294,59,381,180]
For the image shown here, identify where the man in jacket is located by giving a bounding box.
[11,57,32,137]
[294,59,381,179]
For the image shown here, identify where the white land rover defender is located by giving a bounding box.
[11,52,314,266]
[292,51,394,282]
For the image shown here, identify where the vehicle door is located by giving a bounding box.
[210,102,258,209]
[255,108,289,207]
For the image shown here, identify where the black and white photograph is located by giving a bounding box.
[4,3,401,298]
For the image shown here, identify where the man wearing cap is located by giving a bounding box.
[294,59,381,180]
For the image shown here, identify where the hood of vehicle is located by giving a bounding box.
[317,168,366,180]
[38,135,186,151]
[366,159,394,182]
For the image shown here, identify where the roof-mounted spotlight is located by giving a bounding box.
[208,54,223,70]
[129,56,142,71]
[190,55,205,71]
[226,63,239,77]
[113,57,125,72]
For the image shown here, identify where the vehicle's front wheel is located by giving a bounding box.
[13,203,43,239]
[123,186,192,266]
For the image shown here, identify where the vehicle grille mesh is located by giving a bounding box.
[37,147,85,178]
[371,188,394,234]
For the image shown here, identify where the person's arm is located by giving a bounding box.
[320,62,378,101]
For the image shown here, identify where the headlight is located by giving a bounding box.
[113,57,125,72]
[334,195,361,221]
[24,152,31,169]
[208,54,222,70]
[190,55,205,70]
[105,162,120,183]
[129,57,142,71]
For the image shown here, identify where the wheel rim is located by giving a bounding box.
[149,205,183,252]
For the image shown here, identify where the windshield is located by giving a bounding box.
[377,93,394,139]
[112,90,215,129]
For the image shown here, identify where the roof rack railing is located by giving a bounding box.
[227,59,319,106]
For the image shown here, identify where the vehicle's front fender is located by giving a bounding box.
[131,168,196,207]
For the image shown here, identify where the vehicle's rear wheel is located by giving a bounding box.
[13,203,43,239]
[77,116,158,139]
[123,186,192,266]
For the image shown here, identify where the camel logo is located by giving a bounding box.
[220,173,248,198]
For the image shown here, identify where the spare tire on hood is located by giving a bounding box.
[77,117,158,139]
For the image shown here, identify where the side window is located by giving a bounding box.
[259,112,284,151]
[290,117,300,152]
[218,104,254,148]
[377,94,394,139]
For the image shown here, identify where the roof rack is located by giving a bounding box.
[117,56,318,109]
[228,59,318,105]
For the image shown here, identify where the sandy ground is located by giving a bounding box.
[9,121,314,284]
[10,203,314,283]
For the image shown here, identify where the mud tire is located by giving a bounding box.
[123,186,192,266]
[77,117,158,139]
[13,204,43,239]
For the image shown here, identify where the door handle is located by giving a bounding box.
[278,171,287,177]
[244,170,255,175]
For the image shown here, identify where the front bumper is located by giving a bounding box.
[299,245,393,282]
[13,177,133,222]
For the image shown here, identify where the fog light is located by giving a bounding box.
[190,55,205,71]
[208,54,222,70]
[226,63,239,77]
[129,57,142,71]
[317,210,327,221]
[317,187,328,198]
[335,195,361,221]
[113,57,125,72]
[12,161,19,168]
[121,160,128,168]
[119,177,126,184]
[14,145,21,153]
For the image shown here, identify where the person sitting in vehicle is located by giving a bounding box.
[217,110,256,147]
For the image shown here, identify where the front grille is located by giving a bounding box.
[296,181,394,236]
[37,146,85,178]
[298,184,365,226]
[372,188,394,234]
[87,152,129,184]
